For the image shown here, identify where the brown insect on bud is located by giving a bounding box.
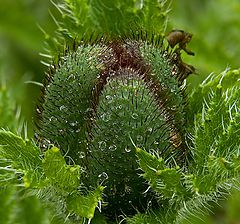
[171,53,197,82]
[178,60,197,80]
[166,30,195,56]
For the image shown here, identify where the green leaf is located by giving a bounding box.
[67,185,104,219]
[192,71,240,172]
[46,0,171,57]
[136,148,186,199]
[187,68,240,122]
[0,130,43,187]
[42,146,81,191]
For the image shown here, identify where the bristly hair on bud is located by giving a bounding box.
[35,28,196,219]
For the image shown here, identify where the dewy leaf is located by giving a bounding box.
[42,146,80,191]
[67,185,104,219]
[0,130,43,187]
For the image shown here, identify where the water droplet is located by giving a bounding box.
[147,127,153,133]
[146,128,153,135]
[49,116,57,122]
[170,105,177,111]
[76,129,81,133]
[154,141,159,145]
[60,105,67,111]
[125,147,131,153]
[101,113,110,122]
[137,135,143,141]
[67,74,76,80]
[78,151,85,159]
[98,141,107,151]
[59,129,65,134]
[131,113,138,119]
[117,105,122,110]
[70,121,78,127]
[125,185,132,194]
[109,145,117,151]
[98,172,108,182]
[105,95,113,103]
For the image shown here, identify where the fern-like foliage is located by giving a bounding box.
[43,0,171,58]
[0,131,104,223]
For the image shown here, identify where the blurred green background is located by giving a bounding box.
[0,0,239,223]
[0,0,57,135]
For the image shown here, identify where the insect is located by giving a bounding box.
[167,30,197,81]
[166,30,195,56]
[176,54,196,80]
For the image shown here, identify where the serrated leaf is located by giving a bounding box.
[136,148,186,199]
[188,68,240,122]
[46,0,171,58]
[189,69,240,172]
[67,185,104,219]
[42,146,80,191]
[0,131,43,187]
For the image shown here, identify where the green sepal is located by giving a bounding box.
[42,146,81,191]
[192,70,240,172]
[188,68,240,122]
[136,147,186,199]
[0,130,43,187]
[67,185,104,219]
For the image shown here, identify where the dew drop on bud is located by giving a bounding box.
[98,172,108,182]
[70,121,78,127]
[125,147,131,153]
[98,141,107,151]
[109,145,117,151]
[137,135,143,141]
[60,105,67,111]
[101,113,110,122]
[105,95,113,103]
[131,113,138,119]
[79,151,85,159]
[147,127,153,133]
